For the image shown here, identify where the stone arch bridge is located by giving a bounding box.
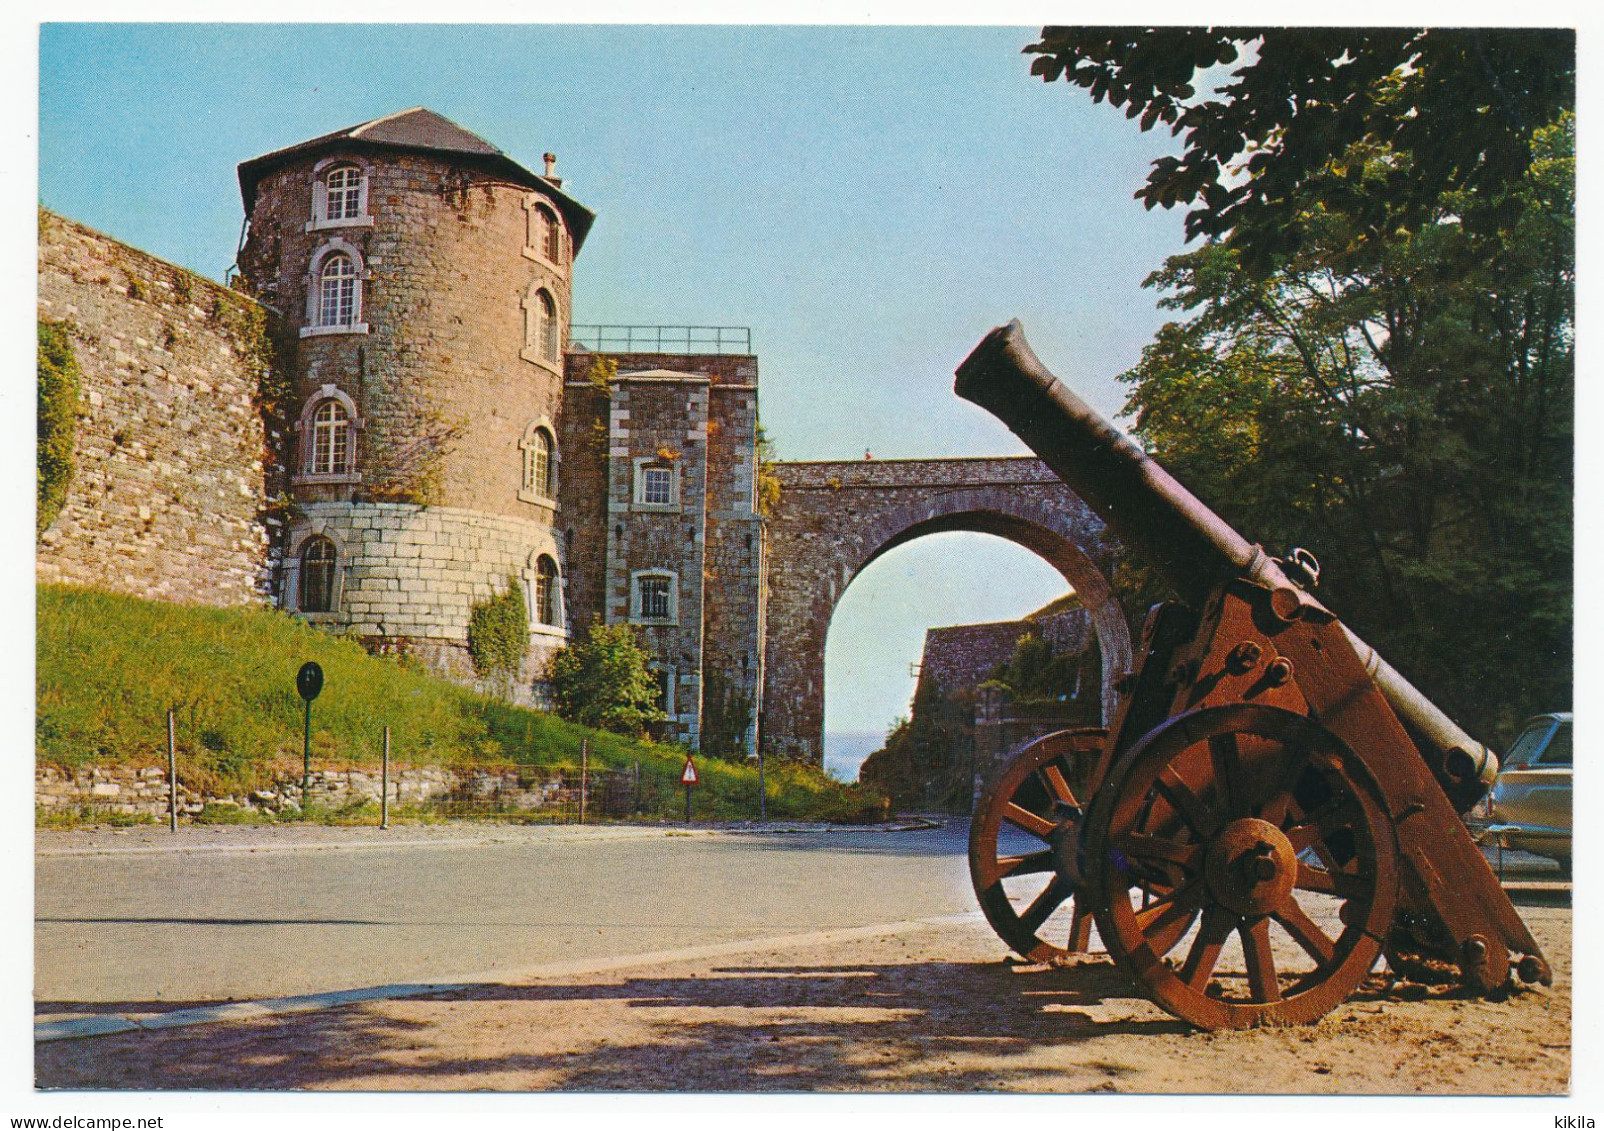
[760,457,1132,763]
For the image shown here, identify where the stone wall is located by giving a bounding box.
[36,212,273,606]
[35,763,593,820]
[280,500,567,691]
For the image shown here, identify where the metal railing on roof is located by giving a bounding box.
[569,324,753,355]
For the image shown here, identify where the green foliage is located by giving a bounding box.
[586,355,618,393]
[989,631,1103,720]
[37,320,81,535]
[467,576,528,683]
[1110,117,1573,742]
[858,680,975,812]
[1026,28,1574,269]
[36,586,876,820]
[700,668,755,761]
[755,424,781,517]
[549,620,668,737]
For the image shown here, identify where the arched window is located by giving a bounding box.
[523,427,554,499]
[324,165,364,222]
[318,253,359,328]
[309,399,351,475]
[299,537,337,613]
[533,555,560,627]
[536,290,558,363]
[540,206,562,263]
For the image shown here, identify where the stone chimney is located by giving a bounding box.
[543,152,563,188]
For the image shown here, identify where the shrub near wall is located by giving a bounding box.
[37,319,80,535]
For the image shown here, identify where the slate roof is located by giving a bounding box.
[237,107,594,251]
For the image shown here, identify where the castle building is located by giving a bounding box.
[234,108,766,752]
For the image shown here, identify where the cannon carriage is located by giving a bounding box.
[957,321,1551,1030]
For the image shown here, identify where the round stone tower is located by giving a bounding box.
[236,107,594,691]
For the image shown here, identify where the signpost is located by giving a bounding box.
[681,756,698,823]
[296,661,324,809]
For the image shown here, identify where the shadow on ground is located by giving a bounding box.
[36,956,1191,1092]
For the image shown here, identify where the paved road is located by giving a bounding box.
[36,823,976,1011]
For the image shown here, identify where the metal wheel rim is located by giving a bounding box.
[969,727,1106,963]
[1084,704,1398,1029]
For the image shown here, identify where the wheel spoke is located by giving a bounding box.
[1284,799,1359,854]
[1208,733,1243,817]
[1038,761,1078,807]
[1068,901,1093,951]
[1018,877,1073,933]
[992,849,1056,881]
[1154,767,1221,838]
[1295,861,1371,900]
[1274,896,1337,965]
[1256,742,1310,825]
[1134,876,1205,957]
[1241,917,1282,1003]
[1179,905,1235,991]
[1003,802,1056,840]
[1112,831,1203,872]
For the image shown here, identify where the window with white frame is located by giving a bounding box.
[324,165,364,221]
[520,286,561,368]
[519,422,557,505]
[309,399,351,475]
[631,570,677,623]
[533,555,560,627]
[318,253,359,328]
[309,161,371,230]
[299,536,338,613]
[632,458,680,509]
[530,203,562,263]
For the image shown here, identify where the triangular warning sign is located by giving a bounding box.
[681,757,698,785]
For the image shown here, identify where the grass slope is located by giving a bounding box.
[37,586,883,822]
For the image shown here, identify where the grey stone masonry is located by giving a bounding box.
[36,212,273,606]
[281,500,567,684]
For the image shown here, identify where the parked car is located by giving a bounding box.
[1489,712,1572,875]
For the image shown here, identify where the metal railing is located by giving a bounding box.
[569,324,752,355]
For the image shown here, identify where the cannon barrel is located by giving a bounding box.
[955,319,1497,789]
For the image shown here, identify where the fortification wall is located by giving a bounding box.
[36,212,273,606]
[283,500,566,688]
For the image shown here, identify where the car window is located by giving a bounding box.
[1535,721,1572,766]
[1505,721,1556,767]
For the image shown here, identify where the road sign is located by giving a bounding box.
[296,661,324,702]
[681,757,698,785]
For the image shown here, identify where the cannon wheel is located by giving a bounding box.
[1082,704,1399,1029]
[969,728,1106,964]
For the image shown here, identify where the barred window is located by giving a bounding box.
[309,399,351,475]
[299,537,337,613]
[639,576,671,620]
[318,253,358,327]
[534,555,560,627]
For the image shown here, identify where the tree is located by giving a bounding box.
[1026,28,1574,269]
[548,620,667,737]
[1111,116,1572,740]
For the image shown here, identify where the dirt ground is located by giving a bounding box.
[36,892,1569,1095]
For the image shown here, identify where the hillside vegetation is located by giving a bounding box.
[37,585,884,822]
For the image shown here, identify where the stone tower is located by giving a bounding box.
[236,107,594,687]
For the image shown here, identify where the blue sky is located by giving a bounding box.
[37,23,1192,748]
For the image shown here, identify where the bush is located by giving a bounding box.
[37,319,80,535]
[549,620,667,737]
[467,576,527,683]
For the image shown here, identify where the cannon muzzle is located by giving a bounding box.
[955,319,1497,793]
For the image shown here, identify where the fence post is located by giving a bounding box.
[381,725,390,830]
[167,710,177,833]
[633,759,641,814]
[579,739,588,825]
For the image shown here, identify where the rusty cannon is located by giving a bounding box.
[955,319,1551,1030]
